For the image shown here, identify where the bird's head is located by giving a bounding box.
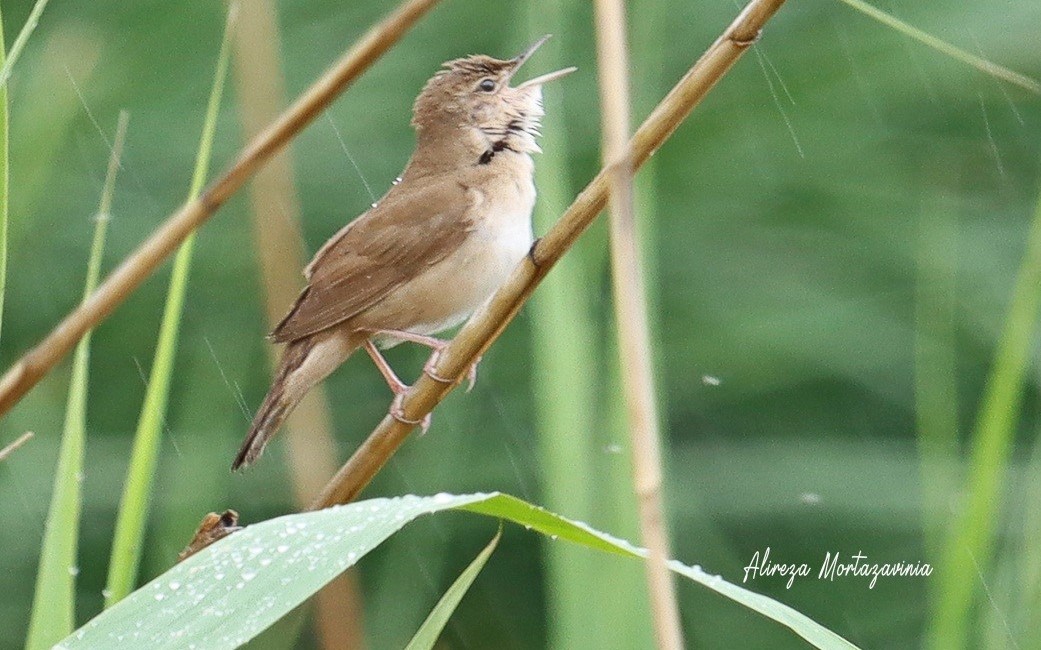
[411,36,575,156]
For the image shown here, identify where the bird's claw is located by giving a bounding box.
[390,393,431,434]
[423,350,480,393]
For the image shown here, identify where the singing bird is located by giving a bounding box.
[233,38,575,470]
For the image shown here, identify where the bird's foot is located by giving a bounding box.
[390,393,431,434]
[370,329,480,392]
[423,349,481,393]
[364,340,432,433]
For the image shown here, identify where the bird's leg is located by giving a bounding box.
[363,340,431,433]
[371,329,480,392]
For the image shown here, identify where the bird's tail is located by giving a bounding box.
[232,338,316,471]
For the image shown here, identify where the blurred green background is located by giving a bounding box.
[1,0,1040,648]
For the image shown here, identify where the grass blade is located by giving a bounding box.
[522,6,609,648]
[835,0,1041,94]
[0,0,52,90]
[404,528,501,650]
[104,8,234,607]
[914,179,960,560]
[60,493,858,650]
[929,184,1041,649]
[1007,429,1041,648]
[24,112,129,650]
[0,5,7,343]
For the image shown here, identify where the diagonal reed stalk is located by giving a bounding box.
[229,2,366,647]
[25,111,128,650]
[312,0,790,510]
[0,0,441,417]
[592,0,684,647]
[104,9,234,606]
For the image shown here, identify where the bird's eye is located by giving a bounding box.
[478,78,496,92]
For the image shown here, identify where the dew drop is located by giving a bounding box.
[800,492,822,505]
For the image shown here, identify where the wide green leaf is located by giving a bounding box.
[59,493,858,650]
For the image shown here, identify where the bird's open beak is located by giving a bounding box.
[509,34,577,89]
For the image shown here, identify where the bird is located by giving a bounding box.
[232,37,575,470]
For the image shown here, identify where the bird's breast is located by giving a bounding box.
[392,175,535,336]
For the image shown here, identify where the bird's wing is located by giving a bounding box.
[270,179,475,343]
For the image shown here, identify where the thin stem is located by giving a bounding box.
[0,0,53,89]
[0,0,442,416]
[228,2,367,647]
[311,0,789,510]
[0,430,32,462]
[593,0,684,648]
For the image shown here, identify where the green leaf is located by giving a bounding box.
[104,7,235,607]
[404,527,501,650]
[522,6,619,649]
[0,4,8,344]
[928,181,1041,648]
[25,112,129,650]
[60,493,859,650]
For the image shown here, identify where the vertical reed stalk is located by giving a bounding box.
[230,3,365,647]
[593,1,684,647]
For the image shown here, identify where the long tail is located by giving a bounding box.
[232,338,316,471]
[234,330,363,470]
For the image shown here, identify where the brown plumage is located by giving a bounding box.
[232,37,575,470]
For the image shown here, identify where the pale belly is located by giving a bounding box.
[355,201,534,341]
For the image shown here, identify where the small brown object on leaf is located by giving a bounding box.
[177,509,242,562]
